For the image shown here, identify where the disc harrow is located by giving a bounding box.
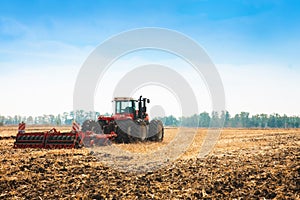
[13,122,117,149]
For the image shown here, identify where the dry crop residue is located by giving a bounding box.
[0,127,299,199]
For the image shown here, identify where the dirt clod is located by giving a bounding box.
[0,127,299,199]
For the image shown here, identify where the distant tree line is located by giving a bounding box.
[157,111,300,128]
[0,110,100,126]
[0,111,299,128]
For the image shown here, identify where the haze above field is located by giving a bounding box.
[0,0,299,117]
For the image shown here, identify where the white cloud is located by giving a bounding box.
[218,63,300,116]
[94,54,212,118]
[0,65,78,116]
[0,37,93,116]
[0,17,31,38]
[1,36,299,118]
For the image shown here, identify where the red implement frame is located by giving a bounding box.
[14,122,117,149]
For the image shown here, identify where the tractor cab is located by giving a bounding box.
[114,97,136,120]
[113,96,150,121]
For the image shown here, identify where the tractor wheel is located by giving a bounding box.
[82,120,102,134]
[138,121,148,142]
[115,125,130,143]
[114,120,132,143]
[149,120,164,142]
[127,120,147,142]
[125,125,135,143]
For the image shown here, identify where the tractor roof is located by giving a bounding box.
[113,97,134,101]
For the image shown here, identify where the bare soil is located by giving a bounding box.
[0,126,299,199]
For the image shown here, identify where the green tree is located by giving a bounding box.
[232,114,241,127]
[240,112,250,127]
[199,112,210,127]
[210,111,222,127]
[165,115,179,126]
[56,114,62,126]
[259,114,268,128]
[27,116,34,124]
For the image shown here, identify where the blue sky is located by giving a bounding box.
[0,0,300,116]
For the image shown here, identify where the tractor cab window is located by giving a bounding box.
[115,101,135,114]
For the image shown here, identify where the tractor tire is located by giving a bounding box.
[137,121,147,142]
[115,119,148,143]
[115,125,130,143]
[114,120,132,143]
[126,120,148,142]
[82,120,102,134]
[149,120,164,142]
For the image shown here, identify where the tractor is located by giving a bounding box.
[13,95,163,149]
[82,96,164,143]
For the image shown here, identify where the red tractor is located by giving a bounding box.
[82,96,164,143]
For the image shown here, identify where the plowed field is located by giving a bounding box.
[0,126,299,199]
